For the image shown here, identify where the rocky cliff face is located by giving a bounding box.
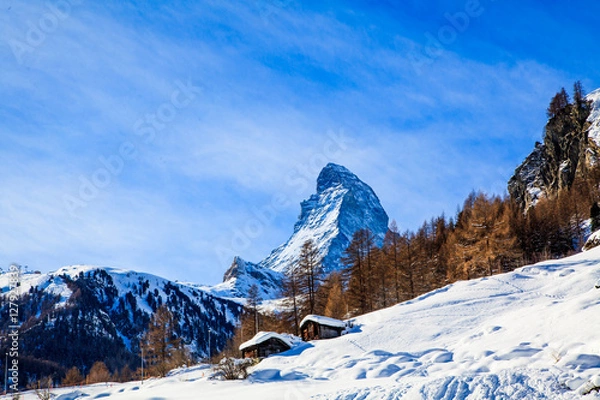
[507,142,548,210]
[508,89,600,209]
[214,163,390,299]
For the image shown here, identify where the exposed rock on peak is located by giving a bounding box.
[316,163,361,193]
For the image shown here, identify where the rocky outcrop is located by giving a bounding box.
[507,142,547,210]
[508,89,599,210]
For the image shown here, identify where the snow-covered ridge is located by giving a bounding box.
[0,264,243,359]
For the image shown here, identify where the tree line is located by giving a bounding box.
[232,182,598,340]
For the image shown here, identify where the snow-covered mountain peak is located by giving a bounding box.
[216,163,389,299]
[0,264,243,372]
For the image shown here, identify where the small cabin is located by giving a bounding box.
[300,314,346,341]
[239,331,292,359]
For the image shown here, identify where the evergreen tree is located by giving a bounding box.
[547,87,570,119]
[447,192,521,279]
[343,229,376,315]
[62,366,84,386]
[383,221,402,303]
[118,365,134,383]
[281,262,302,335]
[399,230,417,299]
[372,247,390,309]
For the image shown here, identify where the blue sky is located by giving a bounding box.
[2,0,600,284]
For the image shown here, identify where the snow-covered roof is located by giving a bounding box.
[300,314,346,329]
[239,331,293,351]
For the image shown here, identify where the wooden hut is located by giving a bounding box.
[300,315,346,341]
[239,331,292,359]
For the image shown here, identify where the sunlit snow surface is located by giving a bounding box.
[12,248,600,399]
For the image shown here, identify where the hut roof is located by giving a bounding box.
[300,314,346,329]
[239,331,293,351]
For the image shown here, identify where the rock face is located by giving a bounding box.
[507,142,548,210]
[215,163,390,299]
[508,89,600,210]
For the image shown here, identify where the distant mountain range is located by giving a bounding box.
[0,265,242,381]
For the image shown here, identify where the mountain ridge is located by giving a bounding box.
[0,264,242,383]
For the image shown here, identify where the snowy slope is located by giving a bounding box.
[214,163,389,299]
[252,248,600,398]
[20,247,600,399]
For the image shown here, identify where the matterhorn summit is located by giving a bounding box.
[213,163,389,299]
